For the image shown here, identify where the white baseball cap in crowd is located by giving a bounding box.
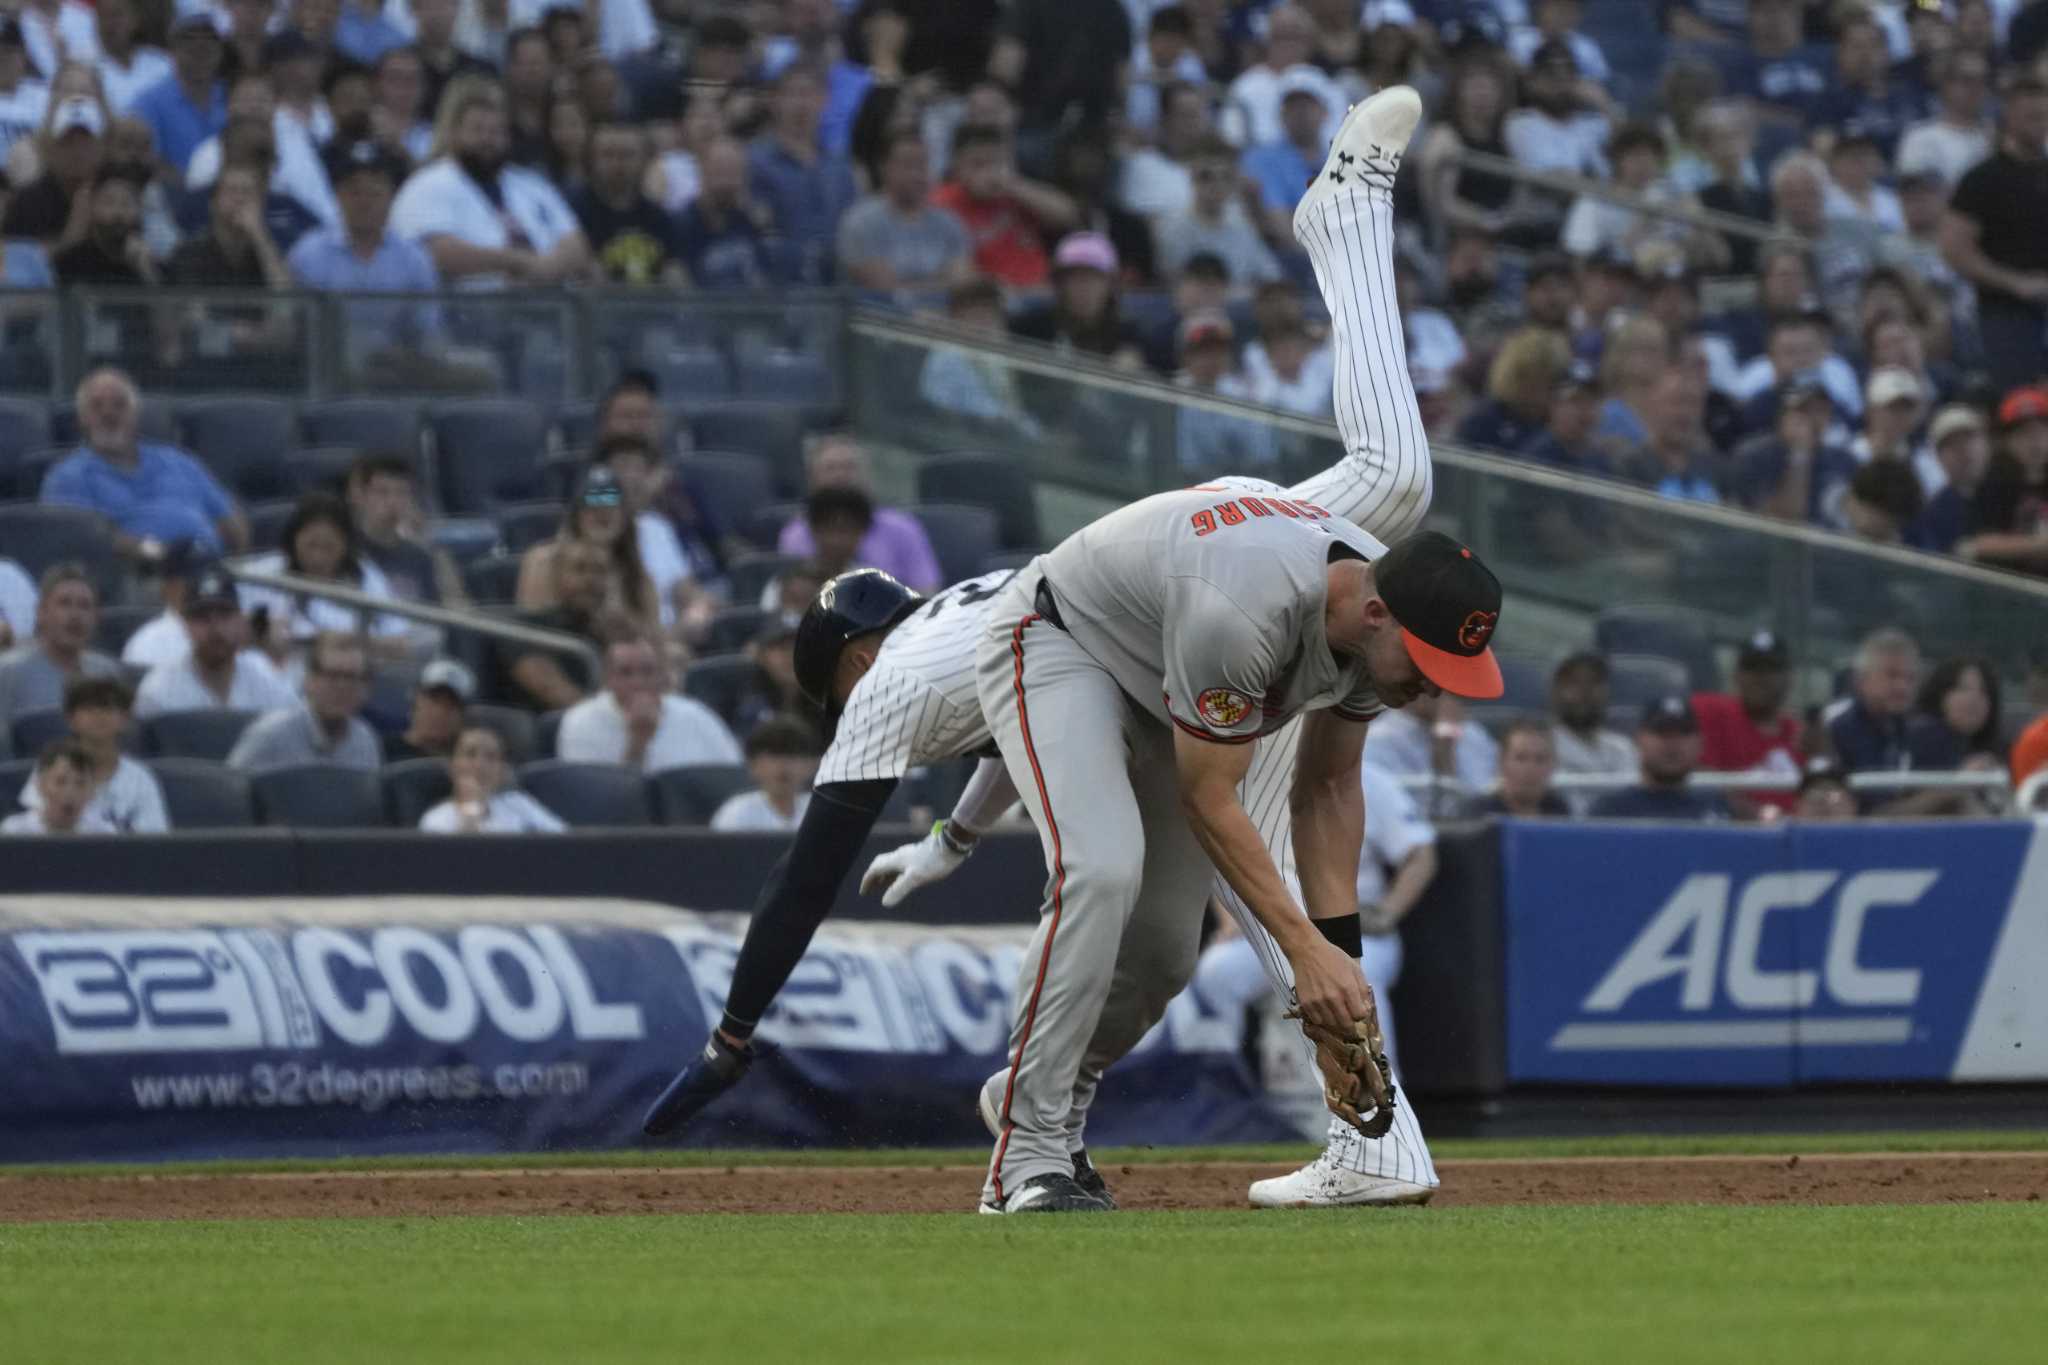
[1928,403,1985,448]
[1865,366,1922,409]
[418,658,477,703]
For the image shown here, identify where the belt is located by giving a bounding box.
[1033,577,1067,631]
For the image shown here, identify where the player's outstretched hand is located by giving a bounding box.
[859,824,970,908]
[1287,937,1374,1031]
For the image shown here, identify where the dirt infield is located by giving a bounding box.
[2,1153,2044,1222]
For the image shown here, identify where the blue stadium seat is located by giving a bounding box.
[11,444,69,498]
[178,397,298,501]
[917,454,1041,550]
[146,758,255,828]
[517,759,653,827]
[0,396,51,490]
[1595,607,1719,692]
[680,654,757,728]
[535,708,564,759]
[300,399,422,455]
[676,451,777,534]
[254,763,386,827]
[497,501,566,553]
[726,553,800,605]
[381,758,452,827]
[468,703,539,764]
[282,446,368,496]
[643,344,732,403]
[463,553,523,604]
[738,349,831,404]
[911,502,1000,584]
[10,708,73,758]
[650,763,753,825]
[0,504,121,595]
[429,399,550,513]
[141,708,260,761]
[94,602,160,657]
[0,757,30,808]
[429,517,502,565]
[691,407,810,495]
[744,500,802,551]
[705,606,772,654]
[1497,653,1551,714]
[246,498,298,553]
[1606,653,1694,709]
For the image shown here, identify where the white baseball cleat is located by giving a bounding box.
[1248,1146,1436,1208]
[1292,84,1422,243]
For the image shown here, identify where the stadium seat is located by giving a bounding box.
[94,602,160,657]
[0,397,51,493]
[726,553,799,605]
[0,757,29,808]
[429,517,502,565]
[643,344,732,403]
[497,501,565,553]
[282,446,367,496]
[147,758,254,828]
[141,708,260,761]
[300,399,422,455]
[680,654,757,726]
[555,403,598,453]
[11,444,69,498]
[463,553,524,604]
[1497,653,1551,715]
[691,407,809,495]
[0,504,121,594]
[650,763,754,825]
[381,757,453,827]
[429,399,550,513]
[10,708,73,758]
[744,500,802,551]
[1595,607,1719,692]
[1606,653,1694,709]
[468,703,539,763]
[534,708,564,759]
[705,606,772,654]
[910,502,1000,584]
[918,455,1041,550]
[517,759,653,827]
[247,498,298,553]
[674,451,776,534]
[738,349,831,404]
[253,763,386,828]
[178,398,298,501]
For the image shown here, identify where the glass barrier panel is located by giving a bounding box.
[0,289,60,395]
[75,287,317,395]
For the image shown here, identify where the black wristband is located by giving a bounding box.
[1313,913,1364,959]
[718,1012,756,1043]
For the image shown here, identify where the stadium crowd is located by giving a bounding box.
[4,0,2048,834]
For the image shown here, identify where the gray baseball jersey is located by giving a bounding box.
[1035,486,1390,746]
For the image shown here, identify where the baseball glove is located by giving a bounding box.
[1285,1003,1397,1138]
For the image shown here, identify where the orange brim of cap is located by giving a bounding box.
[1401,629,1504,700]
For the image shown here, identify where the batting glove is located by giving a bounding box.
[860,822,973,907]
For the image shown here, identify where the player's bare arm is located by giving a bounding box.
[1290,707,1370,931]
[1172,726,1371,1029]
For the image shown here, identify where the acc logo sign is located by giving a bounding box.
[1196,688,1253,729]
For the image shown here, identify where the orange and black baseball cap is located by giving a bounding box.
[1373,531,1504,699]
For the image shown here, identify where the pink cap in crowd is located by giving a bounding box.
[1052,232,1118,275]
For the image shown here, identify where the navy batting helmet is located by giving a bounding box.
[793,569,925,711]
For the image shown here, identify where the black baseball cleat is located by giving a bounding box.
[1071,1149,1117,1210]
[979,1172,1113,1215]
[642,1032,753,1137]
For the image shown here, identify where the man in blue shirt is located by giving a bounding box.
[40,367,247,560]
[130,14,227,177]
[1587,695,1734,821]
[288,140,442,356]
[680,136,771,288]
[746,63,857,285]
[1241,75,1327,237]
[1822,627,1964,813]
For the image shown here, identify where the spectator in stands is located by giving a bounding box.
[419,724,565,833]
[776,433,942,592]
[1155,133,1280,288]
[1591,313,1671,454]
[1916,656,2005,768]
[2012,685,2048,790]
[1823,627,1965,814]
[0,556,32,649]
[1792,756,1857,821]
[1045,122,1157,287]
[1730,307,1862,441]
[1458,328,1567,454]
[1623,369,1721,504]
[558,627,741,772]
[1472,719,1570,818]
[1944,78,2048,394]
[730,616,805,735]
[1735,378,1857,526]
[1897,49,1992,191]
[130,13,225,178]
[591,435,701,632]
[1010,231,1144,367]
[1173,310,1278,472]
[1364,694,1499,814]
[389,78,588,288]
[1222,5,1343,149]
[711,714,820,832]
[121,545,205,669]
[797,487,880,579]
[1121,80,1209,219]
[1547,650,1635,805]
[1560,123,1682,262]
[675,135,771,288]
[1504,38,1613,197]
[184,69,336,233]
[3,95,98,247]
[1811,10,1917,163]
[489,539,606,711]
[227,631,381,773]
[1913,403,1992,553]
[1692,628,1802,811]
[38,675,166,831]
[1351,760,1436,1070]
[499,26,552,166]
[835,128,969,292]
[1822,125,1902,236]
[51,165,152,284]
[1586,695,1732,821]
[1509,0,1609,83]
[516,467,661,640]
[574,121,686,285]
[986,0,1130,151]
[42,370,246,561]
[1724,0,1827,125]
[746,63,856,285]
[1692,100,1766,273]
[1126,6,1205,140]
[289,141,446,379]
[2,738,109,835]
[1841,459,1925,547]
[0,24,44,157]
[164,159,292,300]
[932,122,1074,289]
[347,453,457,607]
[920,276,1043,435]
[1247,317,1333,419]
[1521,360,1613,475]
[383,657,473,762]
[133,564,298,718]
[1438,228,1522,366]
[1418,59,1530,243]
[1957,385,2048,573]
[366,46,435,165]
[240,492,412,670]
[93,0,169,115]
[409,0,493,120]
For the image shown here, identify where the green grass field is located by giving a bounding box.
[3,1133,2042,1364]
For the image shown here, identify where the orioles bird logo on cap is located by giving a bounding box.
[1458,610,1498,651]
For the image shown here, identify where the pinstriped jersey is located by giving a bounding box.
[1036,487,1389,745]
[812,571,1014,785]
